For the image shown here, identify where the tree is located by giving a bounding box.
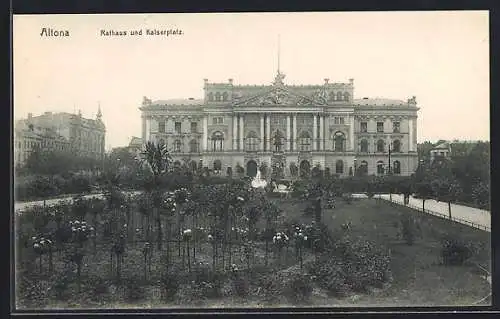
[140,141,173,251]
[415,181,434,213]
[24,147,75,175]
[431,178,463,219]
[417,141,435,165]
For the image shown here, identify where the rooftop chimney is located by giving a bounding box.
[324,78,329,84]
[228,78,233,84]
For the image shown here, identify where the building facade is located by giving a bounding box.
[429,141,451,163]
[14,122,71,167]
[139,71,419,178]
[15,109,106,164]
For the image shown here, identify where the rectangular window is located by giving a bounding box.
[158,121,165,133]
[175,122,181,134]
[360,122,368,133]
[393,122,400,133]
[334,117,345,125]
[377,122,384,133]
[212,117,224,125]
[191,122,198,133]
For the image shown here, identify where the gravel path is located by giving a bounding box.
[377,194,490,232]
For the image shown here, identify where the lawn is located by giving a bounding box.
[16,195,491,309]
[273,197,491,306]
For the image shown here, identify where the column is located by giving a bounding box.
[266,114,271,151]
[260,115,265,151]
[145,116,151,142]
[233,115,238,151]
[350,115,355,151]
[319,114,324,151]
[286,115,291,151]
[313,114,317,151]
[408,118,413,152]
[239,114,244,151]
[203,115,208,151]
[293,114,297,152]
[141,116,147,141]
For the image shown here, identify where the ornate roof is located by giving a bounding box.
[432,142,450,150]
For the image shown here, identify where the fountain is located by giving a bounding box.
[251,169,268,189]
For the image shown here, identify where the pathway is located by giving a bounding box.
[377,194,490,232]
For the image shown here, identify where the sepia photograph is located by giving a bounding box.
[12,11,491,310]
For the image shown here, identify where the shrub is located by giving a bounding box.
[124,276,146,302]
[342,193,353,204]
[284,274,314,304]
[310,234,392,295]
[400,214,421,245]
[308,257,350,297]
[231,271,249,297]
[441,237,473,266]
[51,271,73,300]
[159,271,180,301]
[84,276,110,302]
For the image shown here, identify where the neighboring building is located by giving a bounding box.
[139,70,419,177]
[14,122,71,167]
[429,141,451,162]
[128,136,144,156]
[16,108,106,162]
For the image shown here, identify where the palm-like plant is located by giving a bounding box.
[140,141,173,251]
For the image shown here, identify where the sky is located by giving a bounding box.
[13,11,489,150]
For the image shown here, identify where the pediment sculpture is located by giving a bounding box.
[235,88,323,106]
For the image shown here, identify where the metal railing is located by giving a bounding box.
[379,197,491,232]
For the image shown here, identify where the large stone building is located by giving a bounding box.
[139,71,419,178]
[14,122,71,167]
[15,108,106,166]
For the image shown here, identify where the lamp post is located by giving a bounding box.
[353,158,357,176]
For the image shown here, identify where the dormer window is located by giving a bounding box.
[336,92,342,101]
[343,92,350,101]
[215,92,221,101]
[222,92,228,101]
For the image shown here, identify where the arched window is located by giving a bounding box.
[213,160,222,172]
[222,92,228,101]
[333,131,346,152]
[174,139,182,153]
[298,131,311,152]
[377,160,385,175]
[208,92,214,101]
[336,92,343,101]
[189,139,199,153]
[393,160,401,175]
[360,139,368,153]
[212,131,224,152]
[377,139,385,152]
[392,139,401,153]
[360,160,368,176]
[343,92,350,101]
[245,131,258,151]
[215,92,221,101]
[335,160,344,174]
